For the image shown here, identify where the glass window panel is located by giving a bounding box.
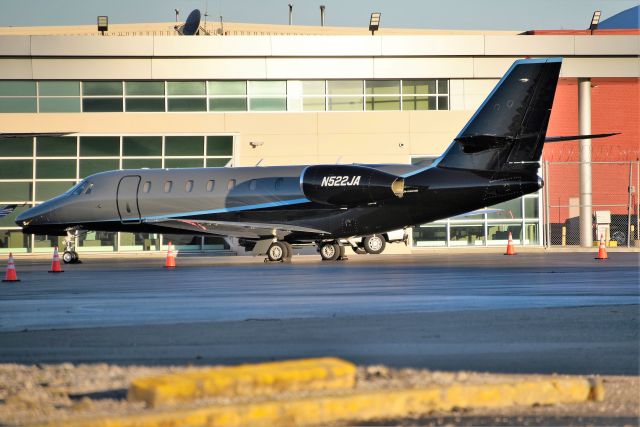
[437,96,449,110]
[249,97,286,111]
[523,222,539,245]
[80,136,119,157]
[36,159,76,179]
[167,98,206,111]
[165,158,204,168]
[0,230,30,252]
[327,80,362,95]
[39,98,81,112]
[208,81,246,96]
[0,183,32,202]
[0,98,36,113]
[487,224,522,244]
[167,81,205,95]
[402,80,437,95]
[0,137,33,157]
[365,80,400,95]
[0,81,36,96]
[125,98,165,112]
[39,81,80,96]
[206,158,230,167]
[0,205,30,227]
[122,158,162,169]
[82,98,123,112]
[206,136,233,156]
[524,197,539,219]
[412,224,447,247]
[78,231,115,251]
[303,97,326,111]
[122,136,162,156]
[328,96,363,111]
[209,98,247,112]
[248,81,286,96]
[365,96,400,111]
[302,80,325,95]
[35,181,74,200]
[487,198,523,219]
[165,136,204,156]
[82,81,122,96]
[450,225,485,246]
[402,96,436,111]
[438,80,449,94]
[125,81,164,96]
[36,136,76,157]
[80,159,119,177]
[0,160,32,179]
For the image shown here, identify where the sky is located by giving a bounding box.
[0,0,636,30]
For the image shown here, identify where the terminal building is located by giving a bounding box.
[0,7,638,254]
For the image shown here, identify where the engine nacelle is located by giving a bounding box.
[301,165,404,206]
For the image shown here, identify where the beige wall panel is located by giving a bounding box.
[239,155,320,167]
[236,133,318,160]
[32,58,152,79]
[462,79,497,110]
[152,58,267,79]
[0,59,32,79]
[153,36,271,56]
[265,58,373,79]
[472,57,520,78]
[449,79,465,110]
[485,35,574,55]
[560,57,640,78]
[224,113,317,135]
[270,36,381,56]
[317,154,410,164]
[0,36,31,55]
[380,36,484,56]
[317,112,410,135]
[373,57,473,78]
[31,36,154,56]
[574,36,640,56]
[409,110,470,134]
[410,132,456,156]
[317,133,411,156]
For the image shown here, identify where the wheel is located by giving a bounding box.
[71,251,79,263]
[337,245,348,261]
[62,251,74,264]
[319,242,340,261]
[267,242,287,262]
[363,234,386,254]
[282,242,294,260]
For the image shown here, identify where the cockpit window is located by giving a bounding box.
[84,183,93,194]
[66,180,93,196]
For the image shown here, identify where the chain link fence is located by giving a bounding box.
[543,161,639,247]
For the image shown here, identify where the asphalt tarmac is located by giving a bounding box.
[0,252,638,374]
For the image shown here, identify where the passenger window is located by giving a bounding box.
[275,178,284,191]
[206,180,215,192]
[142,181,151,193]
[227,179,236,190]
[164,181,173,193]
[249,179,257,191]
[185,180,194,192]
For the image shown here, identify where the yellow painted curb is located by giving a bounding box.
[44,377,600,427]
[128,357,356,407]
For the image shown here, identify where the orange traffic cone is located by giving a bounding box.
[164,241,176,269]
[3,253,20,282]
[504,231,516,255]
[48,246,64,273]
[595,234,608,260]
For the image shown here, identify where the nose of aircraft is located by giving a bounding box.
[15,199,60,228]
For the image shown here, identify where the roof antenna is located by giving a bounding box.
[204,0,209,31]
[335,156,342,164]
[255,159,264,166]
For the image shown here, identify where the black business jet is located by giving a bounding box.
[11,58,616,263]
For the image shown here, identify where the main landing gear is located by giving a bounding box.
[62,230,81,264]
[265,241,293,263]
[318,241,348,261]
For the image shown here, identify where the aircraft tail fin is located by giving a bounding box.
[437,58,562,173]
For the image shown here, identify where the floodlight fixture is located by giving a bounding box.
[175,9,180,22]
[369,12,381,35]
[589,10,601,31]
[288,3,293,25]
[97,16,108,35]
[320,5,326,26]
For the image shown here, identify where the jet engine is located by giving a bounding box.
[301,165,405,206]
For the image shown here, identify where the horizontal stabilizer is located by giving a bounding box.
[545,132,620,143]
[0,204,17,218]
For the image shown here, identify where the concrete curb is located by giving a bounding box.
[43,377,600,427]
[128,357,356,407]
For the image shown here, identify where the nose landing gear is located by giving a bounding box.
[62,230,81,264]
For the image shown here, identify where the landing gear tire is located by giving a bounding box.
[319,242,340,261]
[62,250,79,264]
[282,242,294,262]
[363,234,386,255]
[267,241,288,262]
[337,245,348,261]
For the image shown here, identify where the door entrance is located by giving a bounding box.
[117,176,142,223]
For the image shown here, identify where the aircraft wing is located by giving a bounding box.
[144,218,329,240]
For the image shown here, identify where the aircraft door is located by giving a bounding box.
[117,175,142,223]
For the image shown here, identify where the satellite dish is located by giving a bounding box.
[182,9,201,35]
